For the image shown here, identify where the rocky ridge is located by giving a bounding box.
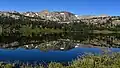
[0,10,120,25]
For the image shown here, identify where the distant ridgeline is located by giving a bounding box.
[0,10,120,36]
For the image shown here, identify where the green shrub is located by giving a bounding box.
[48,62,64,68]
[5,64,13,68]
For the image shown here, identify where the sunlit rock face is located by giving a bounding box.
[0,10,77,22]
[0,10,120,25]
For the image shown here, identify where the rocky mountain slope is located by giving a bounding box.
[22,10,77,21]
[0,10,77,22]
[0,10,120,25]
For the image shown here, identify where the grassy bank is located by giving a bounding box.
[93,30,120,34]
[1,53,120,68]
[19,27,64,36]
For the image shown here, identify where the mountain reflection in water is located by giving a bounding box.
[0,33,120,50]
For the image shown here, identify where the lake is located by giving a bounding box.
[0,33,120,64]
[0,47,120,64]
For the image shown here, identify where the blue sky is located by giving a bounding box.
[0,0,120,15]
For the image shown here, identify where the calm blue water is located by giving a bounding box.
[0,48,120,63]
